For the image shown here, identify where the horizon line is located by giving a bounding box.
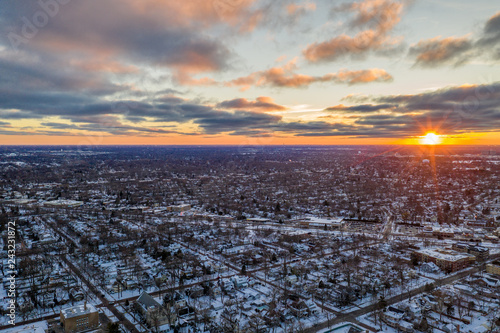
[0,144,499,147]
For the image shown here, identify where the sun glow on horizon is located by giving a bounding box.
[420,132,441,145]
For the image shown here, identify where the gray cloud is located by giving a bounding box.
[3,82,499,139]
[0,1,238,87]
[218,97,287,111]
[476,12,500,60]
[409,36,473,68]
[410,12,500,67]
[342,82,500,137]
[193,111,282,134]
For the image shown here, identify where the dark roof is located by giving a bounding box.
[137,291,160,310]
[469,246,489,252]
[388,306,405,314]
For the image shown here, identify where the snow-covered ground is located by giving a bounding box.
[1,321,47,333]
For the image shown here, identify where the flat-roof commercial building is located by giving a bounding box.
[60,303,99,333]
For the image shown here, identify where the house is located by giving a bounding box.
[123,278,139,290]
[251,300,269,313]
[381,306,405,327]
[285,275,298,285]
[289,300,309,317]
[232,276,248,289]
[421,294,438,310]
[69,288,84,302]
[108,279,124,294]
[454,283,476,296]
[221,279,234,291]
[240,289,259,303]
[60,303,99,333]
[211,285,221,296]
[399,320,415,333]
[381,306,415,333]
[136,291,171,328]
[177,306,196,322]
[443,323,459,333]
[163,291,186,310]
[262,309,281,327]
[187,284,204,298]
[220,307,239,331]
[210,300,224,313]
[475,277,500,288]
[304,299,319,315]
[400,300,422,320]
[420,262,441,274]
[175,297,187,310]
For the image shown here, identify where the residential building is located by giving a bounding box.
[468,246,490,261]
[486,261,500,276]
[452,242,490,261]
[136,291,171,328]
[413,248,475,272]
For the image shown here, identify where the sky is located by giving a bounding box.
[1,0,500,145]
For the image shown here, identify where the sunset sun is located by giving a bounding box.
[420,132,441,145]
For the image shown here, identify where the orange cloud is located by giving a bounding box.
[304,0,404,62]
[121,0,259,29]
[286,2,316,15]
[173,71,218,86]
[333,68,393,84]
[347,0,403,33]
[304,31,380,62]
[226,65,393,90]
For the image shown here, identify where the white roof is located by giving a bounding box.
[416,248,475,262]
[60,304,97,319]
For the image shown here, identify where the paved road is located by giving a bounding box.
[304,264,484,332]
[12,204,498,332]
[60,255,140,333]
[37,216,142,332]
